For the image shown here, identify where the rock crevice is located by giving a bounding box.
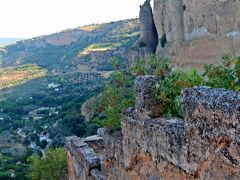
[128,0,158,67]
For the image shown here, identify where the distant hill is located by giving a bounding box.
[1,19,140,70]
[0,38,24,46]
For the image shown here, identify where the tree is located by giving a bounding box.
[39,140,48,149]
[28,148,68,180]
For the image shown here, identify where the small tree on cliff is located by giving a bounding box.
[96,58,135,131]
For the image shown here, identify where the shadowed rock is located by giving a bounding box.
[139,0,158,53]
[128,0,158,67]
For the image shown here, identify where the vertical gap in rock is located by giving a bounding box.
[161,0,166,48]
[151,2,158,53]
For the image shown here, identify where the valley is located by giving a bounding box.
[0,18,139,179]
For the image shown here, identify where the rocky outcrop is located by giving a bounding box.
[128,0,158,67]
[65,136,105,180]
[153,0,240,69]
[129,0,240,69]
[139,0,158,52]
[66,76,240,179]
[81,97,97,122]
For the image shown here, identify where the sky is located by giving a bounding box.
[0,0,148,38]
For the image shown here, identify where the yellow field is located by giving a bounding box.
[0,64,46,90]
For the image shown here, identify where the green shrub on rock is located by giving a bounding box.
[94,55,240,130]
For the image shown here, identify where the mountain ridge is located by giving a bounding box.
[1,19,140,70]
[0,38,24,46]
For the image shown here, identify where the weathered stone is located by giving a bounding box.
[65,136,101,180]
[66,77,240,180]
[181,86,240,178]
[90,169,107,180]
[154,0,240,69]
[81,97,97,122]
[128,0,158,67]
[97,128,106,137]
[129,0,240,70]
[139,0,158,53]
[135,75,163,118]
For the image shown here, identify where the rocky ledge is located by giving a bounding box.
[66,76,240,180]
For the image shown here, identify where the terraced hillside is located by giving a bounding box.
[1,19,139,71]
[0,64,46,90]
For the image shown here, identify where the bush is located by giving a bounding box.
[155,55,240,118]
[131,60,147,76]
[95,59,135,131]
[155,69,204,118]
[149,55,172,77]
[28,148,68,180]
[94,55,240,130]
[203,55,240,90]
[39,140,48,149]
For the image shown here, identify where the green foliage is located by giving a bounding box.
[0,149,32,180]
[155,69,204,118]
[28,148,67,180]
[155,55,240,118]
[149,55,172,77]
[131,60,147,76]
[203,55,240,90]
[96,59,135,131]
[39,140,48,149]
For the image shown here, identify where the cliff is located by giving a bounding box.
[66,76,240,180]
[129,0,240,69]
[128,0,158,67]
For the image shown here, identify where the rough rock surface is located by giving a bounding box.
[135,75,163,118]
[129,0,240,69]
[128,0,158,67]
[81,97,97,121]
[181,86,240,178]
[65,136,103,180]
[139,0,158,52]
[153,0,240,69]
[66,76,240,180]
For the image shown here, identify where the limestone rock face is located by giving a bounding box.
[129,0,240,69]
[65,136,104,180]
[81,97,97,122]
[181,86,240,178]
[66,77,240,180]
[135,76,163,118]
[153,0,240,69]
[139,0,158,53]
[128,0,158,67]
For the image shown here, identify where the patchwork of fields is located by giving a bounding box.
[0,64,46,90]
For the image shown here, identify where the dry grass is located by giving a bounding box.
[79,43,122,56]
[0,64,46,90]
[79,24,101,32]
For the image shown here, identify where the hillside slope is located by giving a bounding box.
[0,38,24,46]
[1,19,139,70]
